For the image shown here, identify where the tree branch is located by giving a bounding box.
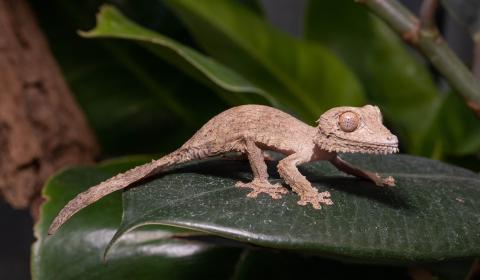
[474,36,480,80]
[358,0,480,117]
[0,0,99,214]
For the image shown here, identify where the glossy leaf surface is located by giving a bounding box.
[32,157,243,280]
[109,154,480,263]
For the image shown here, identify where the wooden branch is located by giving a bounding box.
[474,36,480,80]
[358,0,480,117]
[419,0,438,31]
[0,0,99,212]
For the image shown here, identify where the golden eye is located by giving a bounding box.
[339,111,359,132]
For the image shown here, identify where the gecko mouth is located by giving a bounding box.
[316,135,399,154]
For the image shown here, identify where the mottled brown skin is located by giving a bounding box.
[48,104,398,235]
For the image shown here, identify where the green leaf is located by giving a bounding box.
[35,156,477,279]
[108,154,480,263]
[305,0,439,154]
[81,5,278,107]
[422,91,480,159]
[32,156,245,280]
[31,0,230,155]
[226,249,412,279]
[164,0,366,121]
[237,0,264,16]
[65,44,204,154]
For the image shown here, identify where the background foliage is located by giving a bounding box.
[30,0,480,163]
[29,0,480,279]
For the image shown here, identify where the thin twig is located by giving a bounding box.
[419,0,438,31]
[473,37,480,80]
[358,0,480,117]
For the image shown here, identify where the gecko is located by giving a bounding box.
[48,104,398,235]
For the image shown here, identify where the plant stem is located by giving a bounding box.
[419,0,438,31]
[357,0,480,117]
[474,37,480,80]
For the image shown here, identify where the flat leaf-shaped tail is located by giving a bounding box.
[47,150,190,235]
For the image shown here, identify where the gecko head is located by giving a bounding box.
[314,105,399,154]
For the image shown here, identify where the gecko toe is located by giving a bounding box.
[319,191,331,198]
[235,181,248,188]
[297,200,308,206]
[296,189,333,209]
[319,191,333,205]
[297,198,321,209]
[383,176,396,186]
[236,179,288,200]
[246,190,260,198]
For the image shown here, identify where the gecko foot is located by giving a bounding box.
[372,174,396,187]
[297,189,333,210]
[236,179,288,199]
[382,176,396,187]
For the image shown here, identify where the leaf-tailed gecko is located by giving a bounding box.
[48,104,398,234]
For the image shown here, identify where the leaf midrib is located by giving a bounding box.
[85,7,279,106]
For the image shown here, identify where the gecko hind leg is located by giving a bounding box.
[235,140,288,199]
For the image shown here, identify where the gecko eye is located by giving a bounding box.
[338,111,359,132]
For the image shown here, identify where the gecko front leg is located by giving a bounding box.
[277,152,333,209]
[236,139,288,199]
[330,156,395,187]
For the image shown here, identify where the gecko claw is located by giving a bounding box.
[236,179,288,200]
[373,174,396,187]
[382,176,396,186]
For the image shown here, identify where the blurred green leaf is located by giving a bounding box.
[226,249,414,279]
[237,0,264,16]
[81,5,278,107]
[106,154,480,263]
[32,156,245,280]
[304,0,480,159]
[30,0,229,155]
[164,0,366,121]
[422,91,480,159]
[63,41,207,155]
[305,0,439,154]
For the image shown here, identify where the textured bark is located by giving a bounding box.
[0,0,99,209]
